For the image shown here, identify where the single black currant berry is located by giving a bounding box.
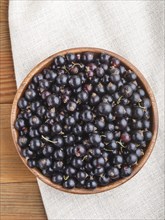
[46,94,61,107]
[144,131,152,141]
[82,52,94,63]
[82,110,93,122]
[98,175,111,186]
[114,105,126,117]
[29,138,42,151]
[98,102,112,115]
[18,97,28,109]
[84,123,95,133]
[100,53,110,64]
[66,53,76,63]
[111,58,120,67]
[126,153,138,165]
[66,101,77,112]
[18,136,29,148]
[27,159,37,168]
[78,91,89,102]
[54,149,64,160]
[121,166,132,177]
[92,156,105,167]
[29,115,41,128]
[39,124,50,135]
[85,179,97,189]
[107,167,119,180]
[74,144,86,157]
[121,85,133,98]
[15,118,26,130]
[54,56,65,66]
[76,171,87,181]
[120,132,131,143]
[113,154,124,165]
[106,82,117,94]
[52,173,63,184]
[90,133,101,146]
[25,89,37,101]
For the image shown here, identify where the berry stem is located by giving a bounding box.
[116,96,123,105]
[63,175,69,181]
[41,135,57,144]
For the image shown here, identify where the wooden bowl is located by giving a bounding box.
[11,47,158,194]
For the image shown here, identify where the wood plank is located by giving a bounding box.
[0,0,8,22]
[1,182,46,219]
[0,104,35,183]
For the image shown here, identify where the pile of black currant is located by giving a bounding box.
[15,52,153,189]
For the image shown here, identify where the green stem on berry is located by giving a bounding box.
[82,155,88,161]
[62,66,69,74]
[72,62,83,68]
[138,102,146,111]
[103,148,112,152]
[63,175,69,181]
[41,135,57,144]
[116,96,123,105]
[116,141,126,148]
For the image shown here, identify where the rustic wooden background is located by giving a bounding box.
[0,0,46,219]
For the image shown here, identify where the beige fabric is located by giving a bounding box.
[9,1,164,219]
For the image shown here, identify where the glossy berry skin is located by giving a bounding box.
[29,138,42,151]
[121,132,131,143]
[54,149,64,160]
[100,53,110,63]
[66,53,76,63]
[29,115,41,128]
[121,166,132,177]
[92,157,105,167]
[90,134,101,146]
[113,155,124,165]
[39,124,50,135]
[90,93,100,105]
[98,102,112,115]
[114,105,125,117]
[107,167,119,180]
[15,118,26,130]
[144,131,152,141]
[84,123,95,133]
[52,173,63,184]
[54,56,65,66]
[18,136,29,148]
[78,91,89,102]
[18,98,28,109]
[126,153,138,165]
[82,52,94,63]
[98,175,111,186]
[74,145,86,157]
[66,101,77,112]
[76,171,86,181]
[46,94,61,107]
[82,110,93,122]
[25,89,37,101]
[86,179,97,189]
[15,51,153,190]
[69,75,82,88]
[133,107,144,119]
[121,85,133,98]
[63,178,76,189]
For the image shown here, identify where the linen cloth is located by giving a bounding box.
[9,1,164,219]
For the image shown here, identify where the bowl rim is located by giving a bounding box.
[11,47,159,194]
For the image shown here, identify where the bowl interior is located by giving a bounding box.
[11,47,158,194]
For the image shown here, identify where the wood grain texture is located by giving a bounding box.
[1,183,46,219]
[0,0,46,219]
[11,47,158,194]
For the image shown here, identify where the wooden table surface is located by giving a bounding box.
[0,1,47,219]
